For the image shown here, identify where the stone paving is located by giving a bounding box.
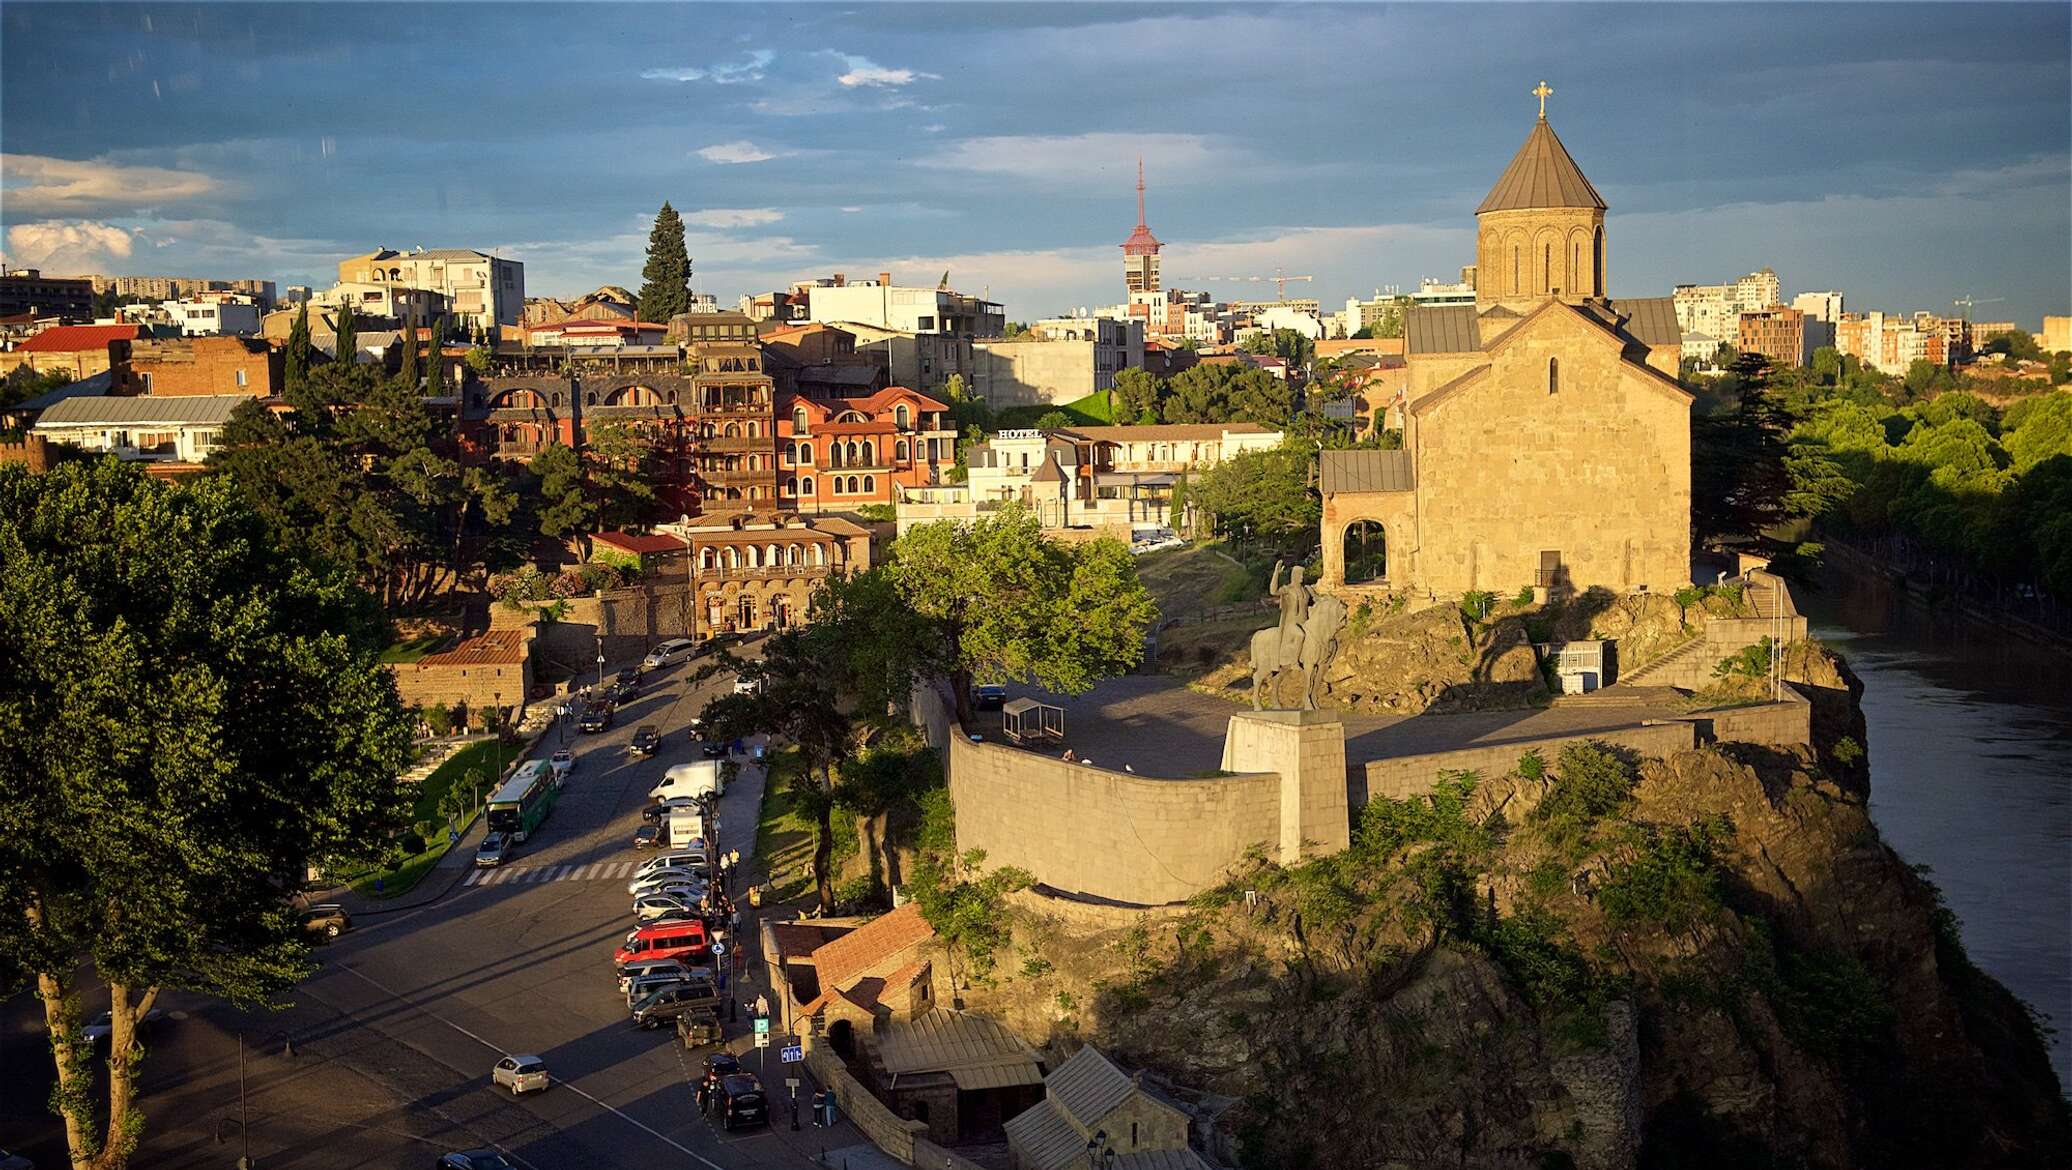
[985,673,1682,778]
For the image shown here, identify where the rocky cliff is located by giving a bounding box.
[960,689,2066,1168]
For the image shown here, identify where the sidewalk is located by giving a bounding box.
[712,742,876,1167]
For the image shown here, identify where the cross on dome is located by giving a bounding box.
[1533,81,1553,120]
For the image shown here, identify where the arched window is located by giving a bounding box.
[860,440,875,466]
[895,439,909,462]
[1511,246,1521,295]
[848,475,860,494]
[862,475,875,494]
[894,404,909,428]
[1543,243,1553,294]
[700,547,715,570]
[723,546,739,569]
[1593,227,1605,294]
[787,544,802,565]
[1343,520,1387,584]
[800,442,813,464]
[1548,357,1559,395]
[812,543,825,566]
[737,594,757,629]
[800,476,814,495]
[845,440,859,465]
[783,474,797,495]
[793,406,808,433]
[1569,242,1581,297]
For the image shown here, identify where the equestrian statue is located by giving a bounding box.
[1249,560,1346,710]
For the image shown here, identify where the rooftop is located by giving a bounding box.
[593,530,689,556]
[1320,448,1415,494]
[1476,116,1606,215]
[17,324,141,352]
[417,629,528,668]
[34,392,249,427]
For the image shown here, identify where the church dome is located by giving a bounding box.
[1476,117,1606,215]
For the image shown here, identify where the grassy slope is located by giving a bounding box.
[349,739,504,899]
[1135,542,1265,620]
[994,389,1118,430]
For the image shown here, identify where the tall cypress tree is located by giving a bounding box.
[397,306,419,389]
[284,302,312,392]
[425,316,447,394]
[335,302,357,366]
[637,202,692,323]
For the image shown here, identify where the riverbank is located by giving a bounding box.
[1816,536,2071,651]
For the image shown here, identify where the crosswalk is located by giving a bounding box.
[461,860,644,887]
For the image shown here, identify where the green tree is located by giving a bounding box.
[0,460,412,1170]
[531,443,595,551]
[334,300,357,367]
[1227,367,1298,427]
[1691,353,1818,544]
[396,309,420,391]
[1185,442,1319,545]
[464,346,493,376]
[585,420,661,531]
[889,505,1156,724]
[1163,362,1241,423]
[637,202,692,323]
[1036,409,1071,431]
[1240,326,1317,370]
[1810,346,1842,385]
[283,302,313,394]
[1112,367,1163,423]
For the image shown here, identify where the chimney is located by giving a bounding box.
[878,271,892,287]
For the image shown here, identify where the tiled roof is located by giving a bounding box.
[796,365,884,387]
[1047,1045,1136,1128]
[417,629,528,667]
[18,324,140,352]
[1404,304,1481,354]
[805,903,932,994]
[1476,118,1607,214]
[35,393,249,427]
[1319,448,1415,494]
[594,530,688,555]
[771,922,842,963]
[873,1009,1042,1087]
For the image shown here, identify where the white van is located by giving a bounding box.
[642,639,698,670]
[649,760,723,803]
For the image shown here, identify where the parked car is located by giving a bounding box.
[577,703,613,733]
[624,970,697,1007]
[549,749,575,779]
[700,740,727,760]
[631,823,661,849]
[639,802,672,824]
[81,1007,163,1047]
[643,639,698,670]
[438,1151,516,1170]
[676,1007,723,1049]
[299,903,352,940]
[715,1073,769,1129]
[631,980,721,1029]
[615,666,641,686]
[612,679,641,703]
[630,725,662,756]
[491,1054,549,1095]
[628,868,700,895]
[639,851,712,877]
[703,1051,743,1080]
[970,684,1008,711]
[475,832,512,867]
[616,957,692,996]
[614,919,710,965]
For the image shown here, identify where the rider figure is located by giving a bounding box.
[1270,560,1311,661]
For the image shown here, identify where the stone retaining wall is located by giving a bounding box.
[914,1137,989,1170]
[1362,721,1698,804]
[806,1047,924,1162]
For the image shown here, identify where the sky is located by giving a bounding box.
[2,2,2068,326]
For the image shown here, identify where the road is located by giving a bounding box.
[0,644,864,1169]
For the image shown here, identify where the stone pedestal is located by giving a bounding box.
[1221,709,1351,865]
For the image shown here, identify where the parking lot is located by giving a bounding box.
[0,644,868,1169]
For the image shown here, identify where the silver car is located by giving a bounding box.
[627,868,700,895]
[633,894,694,921]
[616,957,691,996]
[624,970,695,1007]
[492,1054,549,1095]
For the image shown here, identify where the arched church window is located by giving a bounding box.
[1549,357,1559,395]
[1512,246,1521,296]
[1543,244,1553,294]
[1593,228,1605,294]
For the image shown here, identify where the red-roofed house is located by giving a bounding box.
[776,386,956,512]
[590,529,688,575]
[1,324,143,379]
[389,626,535,719]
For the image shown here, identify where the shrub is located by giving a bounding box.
[549,569,589,598]
[854,503,896,523]
[1831,736,1864,765]
[423,703,455,737]
[1673,585,1704,610]
[397,830,428,856]
[1517,748,1547,781]
[1714,637,1775,680]
[833,873,888,910]
[1530,742,1638,841]
[1513,584,1535,607]
[1459,590,1496,623]
[1597,819,1730,934]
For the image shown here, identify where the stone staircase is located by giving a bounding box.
[1747,575,1784,619]
[1618,634,1706,688]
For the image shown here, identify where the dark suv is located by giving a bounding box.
[630,725,661,756]
[715,1073,768,1129]
[631,978,721,1029]
[299,903,351,940]
[577,703,613,733]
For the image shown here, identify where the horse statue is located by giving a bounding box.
[1249,562,1347,710]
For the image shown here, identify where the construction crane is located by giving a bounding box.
[1181,270,1316,302]
[1952,294,2004,322]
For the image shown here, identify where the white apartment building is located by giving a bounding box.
[31,393,248,464]
[337,247,525,336]
[1252,304,1324,340]
[314,281,449,322]
[1792,291,1845,324]
[805,273,1005,337]
[1674,268,1783,340]
[160,294,261,337]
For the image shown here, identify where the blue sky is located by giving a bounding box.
[3,3,2067,325]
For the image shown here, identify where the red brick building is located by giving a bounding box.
[120,335,282,396]
[1737,306,1807,370]
[0,323,141,380]
[776,386,956,512]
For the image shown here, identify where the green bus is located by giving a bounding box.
[486,761,559,843]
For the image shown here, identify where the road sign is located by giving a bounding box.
[754,1030,770,1048]
[753,1016,770,1035]
[785,1078,800,1093]
[780,1044,803,1064]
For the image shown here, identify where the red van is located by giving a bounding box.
[614,920,709,966]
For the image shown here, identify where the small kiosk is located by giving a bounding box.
[1000,698,1065,747]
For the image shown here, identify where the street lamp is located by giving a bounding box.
[492,691,502,780]
[596,638,606,691]
[1085,1130,1111,1170]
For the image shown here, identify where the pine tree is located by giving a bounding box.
[397,307,419,390]
[425,316,447,394]
[335,302,357,367]
[637,202,692,323]
[284,302,313,392]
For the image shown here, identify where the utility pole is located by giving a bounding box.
[238,1033,251,1170]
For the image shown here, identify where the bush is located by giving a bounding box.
[1673,585,1704,610]
[1517,748,1546,781]
[1530,742,1638,842]
[422,703,455,737]
[1598,819,1730,934]
[854,503,896,523]
[1714,636,1776,680]
[833,873,888,911]
[397,830,428,856]
[1459,590,1496,623]
[1513,584,1535,607]
[1831,736,1864,765]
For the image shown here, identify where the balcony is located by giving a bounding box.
[699,433,772,452]
[696,563,832,583]
[697,400,773,417]
[698,467,777,486]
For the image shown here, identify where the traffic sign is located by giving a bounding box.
[780,1044,803,1064]
[754,1030,770,1048]
[752,1016,771,1035]
[785,1078,800,1093]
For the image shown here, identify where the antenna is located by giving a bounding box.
[1136,157,1147,229]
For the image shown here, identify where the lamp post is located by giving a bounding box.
[1085,1129,1111,1170]
[492,691,502,780]
[596,639,606,692]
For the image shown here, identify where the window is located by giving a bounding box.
[1548,357,1559,395]
[1543,244,1552,294]
[800,442,813,464]
[895,439,909,462]
[1512,246,1520,296]
[862,475,875,494]
[894,404,909,428]
[793,406,808,433]
[800,476,814,495]
[235,368,248,387]
[916,315,935,331]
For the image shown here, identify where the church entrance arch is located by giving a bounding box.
[1342,521,1388,584]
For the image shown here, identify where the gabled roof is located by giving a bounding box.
[18,324,140,352]
[34,392,248,427]
[1047,1045,1138,1128]
[873,1010,1043,1089]
[1579,297,1681,348]
[802,903,933,1000]
[1319,448,1415,494]
[1476,118,1606,215]
[1404,304,1481,355]
[417,629,528,667]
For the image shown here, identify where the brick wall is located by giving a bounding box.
[948,734,1283,906]
[126,336,280,397]
[806,1047,924,1162]
[390,658,534,714]
[1362,722,1696,804]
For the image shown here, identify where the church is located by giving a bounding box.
[1320,90,1692,601]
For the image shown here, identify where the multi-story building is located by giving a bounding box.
[30,393,248,468]
[120,336,281,397]
[2043,316,2071,355]
[1737,306,1808,369]
[804,272,1005,337]
[654,511,873,637]
[312,281,448,322]
[972,318,1144,407]
[1673,268,1781,340]
[688,323,778,512]
[0,323,143,379]
[525,320,668,349]
[0,269,93,320]
[1791,291,1844,323]
[160,293,262,337]
[776,386,956,512]
[1835,311,1947,373]
[1409,271,1479,307]
[337,248,524,337]
[1121,159,1162,298]
[1968,322,2018,346]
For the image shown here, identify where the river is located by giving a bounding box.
[1799,567,2072,1087]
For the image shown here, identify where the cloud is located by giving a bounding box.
[840,206,864,214]
[922,123,947,134]
[683,208,784,229]
[1,154,224,215]
[918,133,1241,187]
[695,141,782,165]
[3,220,136,271]
[640,50,774,85]
[828,53,938,88]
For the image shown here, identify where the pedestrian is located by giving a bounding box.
[695,1077,711,1114]
[729,906,741,933]
[811,1089,827,1127]
[716,965,728,994]
[728,848,741,871]
[755,992,770,1020]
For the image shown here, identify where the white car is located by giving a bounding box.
[492,1054,550,1095]
[634,894,695,921]
[628,868,700,895]
[81,1007,163,1046]
[642,638,698,670]
[637,851,708,877]
[549,749,574,779]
